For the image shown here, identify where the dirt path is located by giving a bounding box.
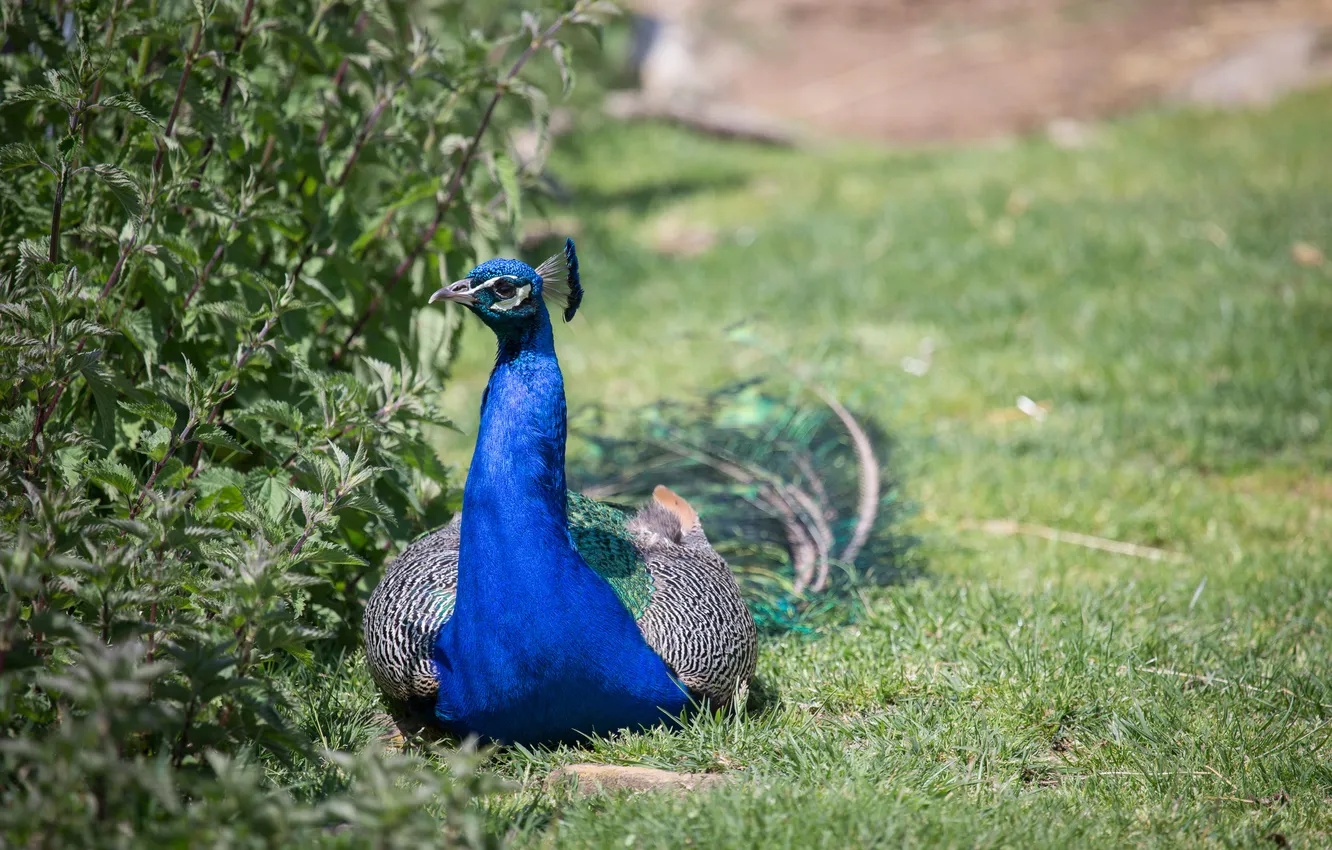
[629,0,1332,142]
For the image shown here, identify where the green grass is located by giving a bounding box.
[323,89,1332,846]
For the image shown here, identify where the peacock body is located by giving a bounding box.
[362,240,756,745]
[363,491,756,710]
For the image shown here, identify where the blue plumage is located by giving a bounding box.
[426,244,691,743]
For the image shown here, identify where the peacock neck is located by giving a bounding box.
[457,309,572,599]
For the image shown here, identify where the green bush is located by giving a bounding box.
[0,0,611,844]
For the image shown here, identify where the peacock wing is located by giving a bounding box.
[570,489,757,706]
[365,490,757,708]
[362,515,460,703]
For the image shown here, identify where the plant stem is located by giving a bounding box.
[128,416,198,519]
[150,22,203,189]
[47,166,66,264]
[162,234,225,343]
[85,0,123,135]
[195,0,257,183]
[315,11,370,146]
[100,241,134,300]
[330,6,582,364]
[334,88,393,188]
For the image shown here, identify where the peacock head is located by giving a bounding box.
[429,238,582,331]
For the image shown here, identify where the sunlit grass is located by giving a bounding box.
[393,88,1332,846]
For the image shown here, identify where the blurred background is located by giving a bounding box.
[614,0,1332,143]
[435,0,1332,613]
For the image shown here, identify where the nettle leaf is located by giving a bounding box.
[245,471,291,522]
[119,398,177,429]
[571,0,621,28]
[520,10,541,38]
[197,484,244,515]
[0,143,40,170]
[196,300,253,324]
[0,405,37,448]
[196,465,244,495]
[298,542,367,567]
[197,467,245,513]
[99,92,161,126]
[143,425,174,462]
[86,458,137,495]
[120,309,159,373]
[92,164,144,219]
[157,457,191,489]
[339,490,391,520]
[193,423,247,455]
[58,134,80,162]
[4,83,65,107]
[361,356,396,401]
[289,486,321,524]
[80,361,118,441]
[236,399,305,432]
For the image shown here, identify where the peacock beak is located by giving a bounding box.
[429,279,478,305]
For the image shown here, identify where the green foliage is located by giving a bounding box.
[0,0,608,844]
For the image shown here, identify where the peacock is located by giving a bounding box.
[363,240,758,745]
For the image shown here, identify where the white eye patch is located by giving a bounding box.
[487,278,532,312]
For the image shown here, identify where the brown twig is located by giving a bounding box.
[99,241,134,301]
[151,23,203,182]
[162,239,226,343]
[316,11,370,146]
[331,6,583,364]
[334,89,393,188]
[194,0,258,184]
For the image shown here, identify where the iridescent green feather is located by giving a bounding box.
[566,492,654,619]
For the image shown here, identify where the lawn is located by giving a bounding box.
[335,89,1331,846]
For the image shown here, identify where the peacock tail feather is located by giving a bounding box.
[568,377,917,633]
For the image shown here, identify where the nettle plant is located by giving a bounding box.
[0,0,611,843]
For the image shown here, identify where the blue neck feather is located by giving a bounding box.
[433,303,689,744]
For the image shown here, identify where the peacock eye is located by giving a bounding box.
[492,279,517,300]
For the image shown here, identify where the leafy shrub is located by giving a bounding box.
[0,0,611,844]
